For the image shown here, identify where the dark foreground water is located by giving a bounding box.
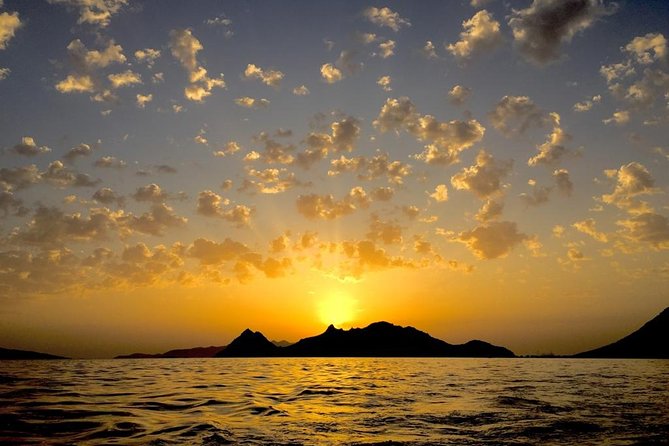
[1,358,668,445]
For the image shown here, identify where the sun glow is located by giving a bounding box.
[317,291,359,327]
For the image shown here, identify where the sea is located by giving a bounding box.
[1,358,668,445]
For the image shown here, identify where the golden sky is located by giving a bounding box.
[0,0,668,357]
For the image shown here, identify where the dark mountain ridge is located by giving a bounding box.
[0,347,67,360]
[216,321,515,358]
[575,307,668,358]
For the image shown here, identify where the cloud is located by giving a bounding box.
[0,67,10,80]
[430,184,449,202]
[624,33,668,65]
[519,182,551,207]
[602,110,630,125]
[55,39,126,98]
[446,10,502,60]
[456,221,528,259]
[509,0,615,65]
[10,137,51,157]
[553,168,573,196]
[0,190,24,216]
[320,63,343,84]
[371,186,394,202]
[0,11,21,50]
[489,95,547,137]
[421,41,438,59]
[196,190,252,227]
[47,0,128,28]
[63,143,92,162]
[573,218,608,242]
[136,93,153,108]
[328,152,411,184]
[293,85,310,95]
[573,94,601,112]
[362,6,410,32]
[296,187,370,220]
[374,97,485,165]
[377,40,396,58]
[616,212,669,249]
[377,75,392,92]
[107,70,141,89]
[448,85,471,105]
[15,205,118,246]
[601,162,659,214]
[169,29,225,102]
[0,164,41,191]
[243,63,284,88]
[250,132,295,164]
[134,48,161,67]
[92,187,123,206]
[42,161,100,188]
[451,150,512,199]
[235,96,270,108]
[239,168,301,194]
[528,112,573,166]
[125,203,187,236]
[367,214,403,245]
[213,141,242,158]
[132,183,167,203]
[188,237,249,266]
[94,156,126,169]
[476,199,503,222]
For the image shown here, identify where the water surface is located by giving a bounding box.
[1,358,668,445]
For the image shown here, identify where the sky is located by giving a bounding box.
[0,0,668,358]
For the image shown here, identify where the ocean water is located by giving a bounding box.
[1,358,668,445]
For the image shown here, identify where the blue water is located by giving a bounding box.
[1,358,668,445]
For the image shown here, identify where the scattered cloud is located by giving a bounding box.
[243,63,284,88]
[169,28,225,102]
[451,150,512,199]
[235,96,270,109]
[296,187,370,220]
[362,6,410,32]
[0,11,21,49]
[489,95,546,137]
[47,0,128,28]
[528,112,573,166]
[447,10,502,60]
[10,137,51,157]
[509,0,616,65]
[455,221,528,259]
[375,97,485,165]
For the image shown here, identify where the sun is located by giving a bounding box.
[317,291,359,327]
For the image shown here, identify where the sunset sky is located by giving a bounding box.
[1,0,668,358]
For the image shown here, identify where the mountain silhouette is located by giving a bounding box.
[215,321,514,358]
[575,307,669,358]
[0,347,67,360]
[216,329,279,357]
[115,345,226,359]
